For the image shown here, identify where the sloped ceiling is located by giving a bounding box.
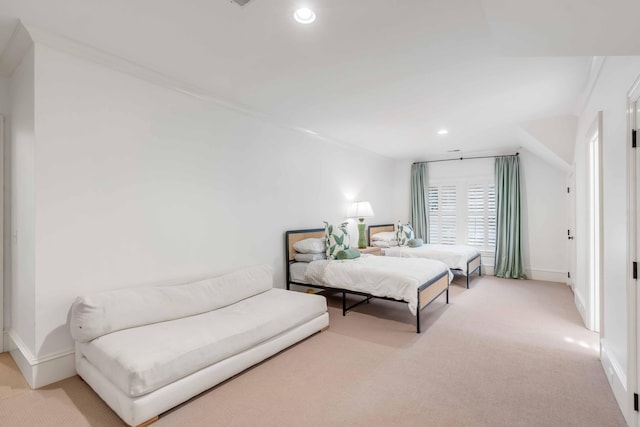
[0,0,638,163]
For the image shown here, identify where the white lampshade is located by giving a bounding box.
[348,201,374,219]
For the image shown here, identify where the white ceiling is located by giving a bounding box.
[0,0,639,162]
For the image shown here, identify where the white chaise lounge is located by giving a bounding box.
[70,264,329,426]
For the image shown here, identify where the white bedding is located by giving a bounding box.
[304,255,451,315]
[290,262,311,284]
[384,244,480,272]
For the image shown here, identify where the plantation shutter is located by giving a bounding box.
[467,184,485,246]
[466,183,496,248]
[428,185,457,244]
[487,184,496,247]
[428,187,439,243]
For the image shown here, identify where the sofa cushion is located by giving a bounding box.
[77,289,327,397]
[71,265,273,343]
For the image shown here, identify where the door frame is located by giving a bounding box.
[626,75,640,426]
[585,112,604,333]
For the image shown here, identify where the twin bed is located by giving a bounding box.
[285,228,452,333]
[367,224,482,289]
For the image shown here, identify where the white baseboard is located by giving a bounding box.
[574,291,588,328]
[600,339,632,425]
[3,330,12,352]
[483,266,568,284]
[7,329,76,389]
[524,268,568,283]
[567,278,574,291]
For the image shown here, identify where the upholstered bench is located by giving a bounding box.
[70,264,328,426]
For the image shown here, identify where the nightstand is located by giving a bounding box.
[358,246,382,256]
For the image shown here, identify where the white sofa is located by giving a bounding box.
[70,264,329,426]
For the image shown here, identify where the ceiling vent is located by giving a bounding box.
[232,0,251,5]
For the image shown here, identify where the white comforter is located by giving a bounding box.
[384,244,480,272]
[305,255,451,315]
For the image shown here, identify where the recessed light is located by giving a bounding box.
[294,8,316,24]
[437,129,449,135]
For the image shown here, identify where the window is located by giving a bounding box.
[428,181,495,250]
[466,183,496,248]
[428,185,457,244]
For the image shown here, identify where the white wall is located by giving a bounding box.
[0,75,9,350]
[394,150,567,281]
[519,150,568,280]
[8,43,398,378]
[428,157,494,181]
[521,115,577,165]
[573,56,640,422]
[9,45,35,356]
[391,159,411,224]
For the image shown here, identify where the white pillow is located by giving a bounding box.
[293,238,325,254]
[372,231,396,242]
[70,264,273,342]
[294,253,326,262]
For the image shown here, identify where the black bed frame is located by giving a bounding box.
[366,224,482,289]
[285,228,449,333]
[461,254,482,289]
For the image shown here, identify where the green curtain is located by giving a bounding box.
[410,163,429,242]
[494,156,526,279]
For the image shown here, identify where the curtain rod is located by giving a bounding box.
[413,152,519,165]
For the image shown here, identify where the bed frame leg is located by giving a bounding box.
[416,308,421,334]
[466,274,470,289]
[342,292,346,316]
[446,287,449,304]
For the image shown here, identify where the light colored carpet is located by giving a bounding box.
[0,276,627,426]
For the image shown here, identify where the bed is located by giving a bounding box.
[367,224,482,289]
[285,228,452,333]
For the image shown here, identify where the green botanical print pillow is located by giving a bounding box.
[324,221,351,259]
[396,222,415,246]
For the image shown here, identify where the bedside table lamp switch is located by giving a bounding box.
[348,201,374,249]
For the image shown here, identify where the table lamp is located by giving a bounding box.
[348,201,374,249]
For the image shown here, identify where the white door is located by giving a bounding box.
[567,172,576,289]
[634,97,640,426]
[627,84,640,426]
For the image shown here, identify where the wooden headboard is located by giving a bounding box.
[285,228,325,262]
[367,224,395,245]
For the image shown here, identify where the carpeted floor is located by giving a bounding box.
[0,275,627,426]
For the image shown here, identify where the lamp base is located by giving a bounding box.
[357,221,366,249]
